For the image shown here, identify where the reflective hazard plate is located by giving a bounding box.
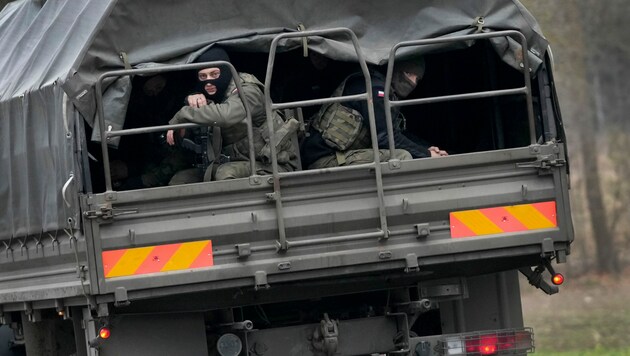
[102,240,214,278]
[449,201,557,238]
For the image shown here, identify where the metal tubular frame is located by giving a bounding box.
[95,61,255,193]
[383,30,536,153]
[263,28,389,250]
[92,30,535,255]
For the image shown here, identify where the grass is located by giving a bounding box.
[535,350,630,356]
[521,270,630,355]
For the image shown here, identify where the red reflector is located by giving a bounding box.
[466,335,498,355]
[552,273,564,285]
[99,327,111,339]
[481,345,497,355]
[439,328,534,355]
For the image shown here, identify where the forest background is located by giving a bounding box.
[522,0,629,277]
[519,1,629,355]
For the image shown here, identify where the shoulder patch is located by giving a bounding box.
[373,86,386,98]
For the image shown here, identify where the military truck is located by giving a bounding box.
[0,0,572,355]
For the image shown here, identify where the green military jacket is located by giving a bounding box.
[169,72,298,168]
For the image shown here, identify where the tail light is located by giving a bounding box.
[89,325,112,348]
[551,273,564,285]
[438,328,534,355]
[99,326,111,340]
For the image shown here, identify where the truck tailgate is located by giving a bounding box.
[83,143,572,300]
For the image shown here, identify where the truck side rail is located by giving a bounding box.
[262,28,388,250]
[94,61,256,193]
[383,30,536,152]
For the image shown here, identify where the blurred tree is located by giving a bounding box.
[573,0,620,274]
[522,0,623,273]
[581,0,630,270]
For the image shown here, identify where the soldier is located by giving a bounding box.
[167,47,299,181]
[116,73,195,190]
[301,57,447,169]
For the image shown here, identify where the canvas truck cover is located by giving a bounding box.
[0,0,548,241]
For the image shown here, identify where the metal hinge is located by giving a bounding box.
[517,155,566,170]
[114,287,130,307]
[84,206,138,220]
[404,253,420,273]
[312,313,339,356]
[84,206,113,220]
[254,271,270,291]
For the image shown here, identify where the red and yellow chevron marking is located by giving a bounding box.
[450,201,557,238]
[102,240,213,279]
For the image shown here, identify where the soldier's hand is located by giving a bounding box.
[187,94,208,108]
[166,129,186,146]
[166,130,176,146]
[429,146,448,157]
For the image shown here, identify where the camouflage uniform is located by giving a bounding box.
[302,71,424,169]
[142,147,195,186]
[309,148,411,168]
[169,72,299,181]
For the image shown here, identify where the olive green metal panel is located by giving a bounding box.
[82,143,571,301]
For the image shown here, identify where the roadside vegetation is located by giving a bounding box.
[521,269,630,355]
[518,3,630,354]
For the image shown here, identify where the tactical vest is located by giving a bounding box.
[311,74,371,151]
[222,73,298,167]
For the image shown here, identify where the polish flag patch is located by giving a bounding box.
[377,90,385,97]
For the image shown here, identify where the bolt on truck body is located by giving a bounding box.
[0,0,572,355]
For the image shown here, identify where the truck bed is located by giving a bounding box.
[0,142,571,310]
[69,142,571,305]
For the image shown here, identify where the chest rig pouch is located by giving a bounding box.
[312,74,365,151]
[222,73,298,165]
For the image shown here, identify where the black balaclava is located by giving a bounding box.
[194,47,233,102]
[391,57,425,98]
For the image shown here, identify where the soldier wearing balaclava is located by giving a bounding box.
[167,46,299,182]
[193,47,233,103]
[391,57,426,98]
[302,56,447,170]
